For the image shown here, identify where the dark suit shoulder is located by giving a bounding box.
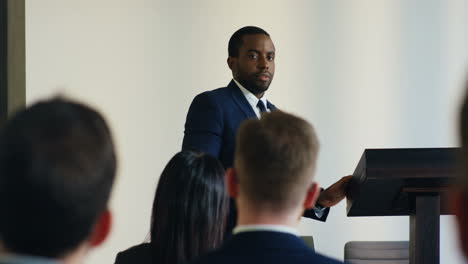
[114,243,153,264]
[193,86,233,102]
[207,86,232,94]
[189,232,344,264]
[191,250,343,264]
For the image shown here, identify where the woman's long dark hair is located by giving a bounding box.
[150,151,228,264]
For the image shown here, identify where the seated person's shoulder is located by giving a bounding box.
[115,243,152,264]
[188,250,344,264]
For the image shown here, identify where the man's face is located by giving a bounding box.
[228,34,275,97]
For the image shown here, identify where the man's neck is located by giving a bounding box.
[236,197,302,229]
[232,79,265,99]
[237,214,299,229]
[253,92,264,99]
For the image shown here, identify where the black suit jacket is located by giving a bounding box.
[114,243,153,264]
[182,81,330,231]
[189,231,344,264]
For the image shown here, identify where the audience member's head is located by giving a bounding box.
[227,110,320,225]
[455,87,468,259]
[0,97,116,262]
[150,151,228,264]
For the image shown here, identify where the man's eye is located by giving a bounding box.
[268,56,275,61]
[248,54,258,59]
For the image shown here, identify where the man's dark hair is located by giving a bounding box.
[458,85,468,198]
[150,150,228,264]
[460,80,468,182]
[456,78,468,260]
[0,97,117,258]
[228,26,270,57]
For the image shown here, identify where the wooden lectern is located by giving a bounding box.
[347,148,458,264]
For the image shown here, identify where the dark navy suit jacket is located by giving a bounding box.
[182,81,330,230]
[189,231,344,264]
[182,80,275,169]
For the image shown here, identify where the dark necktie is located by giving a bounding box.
[257,100,267,113]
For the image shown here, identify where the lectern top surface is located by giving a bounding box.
[358,148,457,169]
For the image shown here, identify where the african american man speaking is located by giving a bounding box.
[182,26,350,233]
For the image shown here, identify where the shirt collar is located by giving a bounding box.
[233,79,268,110]
[233,224,299,236]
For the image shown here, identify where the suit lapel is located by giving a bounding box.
[228,80,257,119]
[267,101,277,111]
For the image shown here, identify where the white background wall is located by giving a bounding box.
[25,0,467,263]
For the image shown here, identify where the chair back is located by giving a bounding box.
[344,241,409,264]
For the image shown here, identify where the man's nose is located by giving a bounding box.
[257,56,269,70]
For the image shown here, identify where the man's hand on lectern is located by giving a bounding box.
[316,175,352,208]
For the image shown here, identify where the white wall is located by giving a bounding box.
[25,0,467,263]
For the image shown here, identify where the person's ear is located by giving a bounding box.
[88,209,112,247]
[451,190,468,258]
[303,182,320,209]
[226,168,239,199]
[227,57,235,70]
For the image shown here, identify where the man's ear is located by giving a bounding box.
[227,57,235,70]
[226,168,239,199]
[88,209,112,247]
[303,182,320,210]
[451,190,468,258]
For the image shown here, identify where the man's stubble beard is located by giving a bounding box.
[238,76,272,96]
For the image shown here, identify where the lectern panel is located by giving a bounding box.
[346,148,457,216]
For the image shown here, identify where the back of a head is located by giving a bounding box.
[150,151,228,264]
[0,97,116,258]
[234,110,320,211]
[459,88,468,191]
[457,86,468,259]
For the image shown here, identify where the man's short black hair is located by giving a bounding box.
[0,97,116,258]
[228,26,270,57]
